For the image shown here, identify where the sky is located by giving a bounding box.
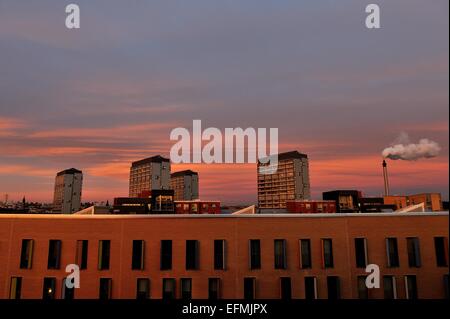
[0,0,448,204]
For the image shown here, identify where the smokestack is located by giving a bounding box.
[382,160,390,196]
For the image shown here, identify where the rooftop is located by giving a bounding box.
[0,211,447,220]
[171,170,198,177]
[56,168,82,176]
[131,155,170,167]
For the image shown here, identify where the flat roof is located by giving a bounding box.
[131,155,170,167]
[0,212,447,220]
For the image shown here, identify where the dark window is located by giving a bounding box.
[43,277,56,300]
[180,278,192,299]
[434,237,448,267]
[98,240,111,270]
[280,277,292,300]
[354,238,368,268]
[300,239,312,269]
[357,276,368,299]
[274,239,287,269]
[9,277,22,299]
[136,278,150,299]
[162,278,176,299]
[99,278,112,299]
[304,277,317,300]
[76,240,88,270]
[186,240,199,270]
[407,237,421,267]
[62,278,74,300]
[20,239,33,269]
[322,239,334,268]
[160,240,172,270]
[214,240,226,270]
[208,278,220,299]
[132,240,145,270]
[249,240,261,270]
[405,275,418,299]
[383,276,397,299]
[327,276,341,299]
[386,238,399,267]
[47,240,62,269]
[243,278,256,300]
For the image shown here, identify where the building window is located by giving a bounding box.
[434,237,448,267]
[136,278,150,299]
[99,278,112,300]
[357,276,368,299]
[160,240,172,270]
[383,276,397,299]
[75,240,88,270]
[354,238,368,268]
[274,239,287,269]
[304,277,317,300]
[162,278,176,299]
[208,278,220,299]
[132,240,145,270]
[280,277,292,300]
[47,240,62,270]
[214,240,226,270]
[20,239,33,269]
[300,239,312,269]
[386,238,399,267]
[98,240,111,270]
[249,240,261,270]
[43,277,56,300]
[62,278,74,300]
[405,275,418,299]
[9,277,22,299]
[322,239,334,268]
[406,237,421,267]
[180,278,192,299]
[327,276,341,299]
[186,240,200,270]
[243,278,256,300]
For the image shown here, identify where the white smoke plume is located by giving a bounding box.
[382,132,441,160]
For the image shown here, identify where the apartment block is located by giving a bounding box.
[53,168,83,214]
[129,156,171,197]
[0,212,447,299]
[258,151,310,209]
[170,170,199,201]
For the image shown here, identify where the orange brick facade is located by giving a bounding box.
[0,213,448,299]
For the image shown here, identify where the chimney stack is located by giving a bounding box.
[382,160,390,196]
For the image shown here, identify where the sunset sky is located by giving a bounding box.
[0,0,448,204]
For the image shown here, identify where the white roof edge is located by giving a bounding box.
[0,211,448,219]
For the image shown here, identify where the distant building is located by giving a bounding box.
[408,193,442,212]
[53,168,83,214]
[170,170,199,201]
[258,151,310,209]
[129,155,171,197]
[322,190,362,213]
[174,200,220,214]
[384,193,443,212]
[358,197,396,213]
[113,190,175,214]
[286,200,336,214]
[384,195,409,210]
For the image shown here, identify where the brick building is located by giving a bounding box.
[0,212,448,299]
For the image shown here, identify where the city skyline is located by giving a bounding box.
[0,1,448,204]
